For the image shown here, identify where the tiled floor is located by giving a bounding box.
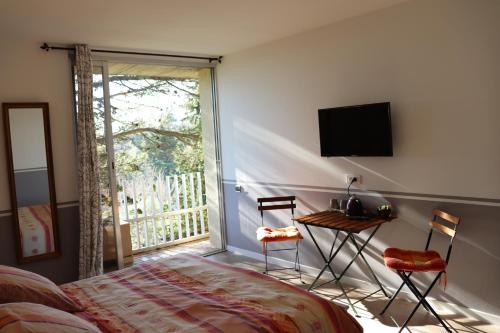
[132,243,499,332]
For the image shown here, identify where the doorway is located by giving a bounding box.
[89,61,224,268]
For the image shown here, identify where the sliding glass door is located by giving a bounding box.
[90,61,224,269]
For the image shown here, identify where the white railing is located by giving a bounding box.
[117,171,208,253]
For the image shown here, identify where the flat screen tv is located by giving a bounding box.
[318,102,393,156]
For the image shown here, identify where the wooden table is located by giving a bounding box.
[294,210,396,315]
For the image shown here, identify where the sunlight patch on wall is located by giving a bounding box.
[233,118,345,183]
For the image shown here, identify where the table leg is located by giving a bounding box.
[328,230,340,258]
[308,233,349,291]
[303,224,358,316]
[336,225,381,281]
[349,233,389,297]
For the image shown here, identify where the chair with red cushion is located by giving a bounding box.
[256,196,302,280]
[380,209,461,332]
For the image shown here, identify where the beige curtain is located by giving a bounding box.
[75,44,103,279]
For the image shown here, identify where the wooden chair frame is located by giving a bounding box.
[380,209,461,332]
[258,196,301,281]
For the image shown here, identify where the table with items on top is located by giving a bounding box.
[294,210,397,315]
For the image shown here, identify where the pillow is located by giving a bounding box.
[0,265,82,312]
[0,303,101,333]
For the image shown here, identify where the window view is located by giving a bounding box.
[89,63,219,265]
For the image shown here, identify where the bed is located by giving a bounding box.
[61,253,362,333]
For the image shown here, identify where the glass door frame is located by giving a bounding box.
[86,58,226,267]
[94,61,124,269]
[209,67,227,253]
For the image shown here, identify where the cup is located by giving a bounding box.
[329,198,339,210]
[339,199,347,211]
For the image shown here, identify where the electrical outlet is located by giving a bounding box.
[345,174,361,185]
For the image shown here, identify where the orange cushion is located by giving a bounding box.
[384,248,446,272]
[0,302,101,333]
[256,226,302,242]
[0,265,83,312]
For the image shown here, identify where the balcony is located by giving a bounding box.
[104,170,216,265]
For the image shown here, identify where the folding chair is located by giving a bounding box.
[256,196,302,280]
[380,209,461,332]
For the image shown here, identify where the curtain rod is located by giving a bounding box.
[40,43,223,63]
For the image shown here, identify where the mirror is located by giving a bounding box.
[2,103,60,263]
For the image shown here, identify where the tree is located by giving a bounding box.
[92,74,204,179]
[90,73,205,223]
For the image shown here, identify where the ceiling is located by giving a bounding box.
[107,63,201,79]
[0,0,407,56]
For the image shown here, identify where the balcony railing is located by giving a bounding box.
[117,171,208,253]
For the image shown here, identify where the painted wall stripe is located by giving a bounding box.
[223,179,500,207]
[0,201,79,218]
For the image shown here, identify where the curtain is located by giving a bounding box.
[75,44,103,279]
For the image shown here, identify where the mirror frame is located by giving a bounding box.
[2,102,60,263]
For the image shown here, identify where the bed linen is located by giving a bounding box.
[18,204,54,257]
[61,253,362,333]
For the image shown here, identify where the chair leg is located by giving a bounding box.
[380,280,406,315]
[399,272,432,313]
[295,240,302,282]
[294,240,299,270]
[264,242,268,274]
[398,272,451,333]
[381,271,434,315]
[261,239,302,281]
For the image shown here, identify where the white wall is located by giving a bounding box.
[218,0,500,200]
[0,34,80,283]
[0,35,78,209]
[218,0,500,316]
[9,108,47,170]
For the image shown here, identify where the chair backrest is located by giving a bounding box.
[257,196,296,226]
[425,209,461,263]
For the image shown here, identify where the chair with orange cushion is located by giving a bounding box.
[380,209,461,332]
[256,196,302,280]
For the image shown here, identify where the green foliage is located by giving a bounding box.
[93,75,204,181]
[92,73,205,229]
[172,141,204,174]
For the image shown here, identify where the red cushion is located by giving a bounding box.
[384,248,446,272]
[256,226,302,243]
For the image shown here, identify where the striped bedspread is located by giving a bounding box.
[18,204,54,257]
[61,254,362,333]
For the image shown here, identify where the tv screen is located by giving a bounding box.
[318,102,393,156]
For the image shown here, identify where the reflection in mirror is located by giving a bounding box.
[2,103,59,262]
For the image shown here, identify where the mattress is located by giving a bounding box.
[61,254,362,333]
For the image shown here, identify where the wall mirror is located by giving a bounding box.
[2,103,60,263]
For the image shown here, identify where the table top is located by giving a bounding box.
[294,210,395,233]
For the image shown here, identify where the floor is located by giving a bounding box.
[131,239,218,264]
[133,242,499,333]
